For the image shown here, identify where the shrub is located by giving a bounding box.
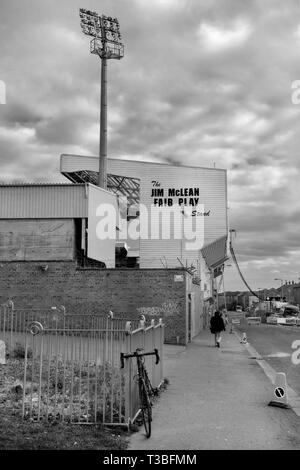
[12,343,32,359]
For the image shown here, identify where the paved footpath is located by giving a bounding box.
[129,330,300,450]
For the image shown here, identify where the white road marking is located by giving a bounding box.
[265,352,291,358]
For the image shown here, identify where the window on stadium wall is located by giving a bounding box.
[60,155,228,270]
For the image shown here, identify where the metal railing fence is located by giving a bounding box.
[0,302,164,427]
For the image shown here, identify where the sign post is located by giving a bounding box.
[268,372,289,409]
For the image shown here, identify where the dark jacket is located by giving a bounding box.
[210,314,226,334]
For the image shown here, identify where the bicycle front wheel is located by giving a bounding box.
[140,379,152,438]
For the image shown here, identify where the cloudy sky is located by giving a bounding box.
[1,0,300,291]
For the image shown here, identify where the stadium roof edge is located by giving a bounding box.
[60,153,227,172]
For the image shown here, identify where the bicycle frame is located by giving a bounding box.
[120,348,160,437]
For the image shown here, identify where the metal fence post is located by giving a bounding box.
[8,300,14,353]
[1,303,7,349]
[102,315,108,422]
[159,318,164,383]
[124,321,132,425]
[151,319,155,385]
[108,311,114,423]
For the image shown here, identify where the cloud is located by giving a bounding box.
[0,0,300,289]
[196,19,252,52]
[134,0,185,9]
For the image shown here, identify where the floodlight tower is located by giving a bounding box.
[79,9,124,189]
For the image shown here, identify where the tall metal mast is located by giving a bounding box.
[79,9,124,188]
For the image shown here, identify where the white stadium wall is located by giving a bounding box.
[61,156,228,270]
[87,184,118,268]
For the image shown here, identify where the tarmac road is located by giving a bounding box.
[235,319,300,396]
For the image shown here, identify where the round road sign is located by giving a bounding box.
[274,387,285,399]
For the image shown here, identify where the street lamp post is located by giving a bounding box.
[274,278,283,300]
[223,264,232,311]
[258,287,264,301]
[222,274,227,311]
[79,9,124,189]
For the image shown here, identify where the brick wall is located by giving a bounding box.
[0,262,188,344]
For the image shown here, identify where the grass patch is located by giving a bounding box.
[0,408,129,450]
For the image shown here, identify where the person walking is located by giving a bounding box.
[210,310,226,348]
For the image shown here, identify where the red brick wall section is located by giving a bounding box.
[0,262,187,345]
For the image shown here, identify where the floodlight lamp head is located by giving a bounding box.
[79,8,99,19]
[80,8,124,58]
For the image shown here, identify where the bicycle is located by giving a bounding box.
[120,348,160,438]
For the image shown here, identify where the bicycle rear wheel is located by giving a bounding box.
[140,379,152,438]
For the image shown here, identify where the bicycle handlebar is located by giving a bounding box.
[120,348,160,369]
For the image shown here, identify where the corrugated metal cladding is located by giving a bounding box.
[108,160,227,269]
[60,155,228,270]
[0,184,88,219]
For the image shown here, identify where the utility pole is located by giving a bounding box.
[223,274,227,311]
[224,264,232,311]
[79,9,124,189]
